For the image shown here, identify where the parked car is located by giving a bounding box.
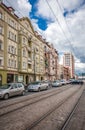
[28,81,49,92]
[52,80,62,87]
[42,80,52,88]
[78,80,84,85]
[71,79,84,85]
[60,79,67,85]
[0,83,25,100]
[17,82,27,90]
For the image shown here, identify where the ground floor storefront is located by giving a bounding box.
[0,70,45,85]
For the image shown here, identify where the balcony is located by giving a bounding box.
[28,68,32,73]
[28,58,32,64]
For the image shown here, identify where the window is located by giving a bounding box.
[0,57,3,66]
[0,59,2,66]
[0,40,3,50]
[23,62,27,69]
[0,26,2,34]
[0,12,2,19]
[9,19,16,28]
[23,49,26,57]
[8,31,17,41]
[8,59,16,68]
[11,46,14,54]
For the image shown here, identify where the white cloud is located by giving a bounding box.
[3,0,85,74]
[35,0,85,74]
[4,0,32,17]
[61,0,84,11]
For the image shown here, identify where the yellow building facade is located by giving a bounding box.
[0,3,45,85]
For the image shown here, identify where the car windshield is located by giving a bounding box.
[0,84,11,89]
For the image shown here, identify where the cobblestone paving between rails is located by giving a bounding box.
[0,85,84,130]
[62,87,85,130]
[28,85,84,130]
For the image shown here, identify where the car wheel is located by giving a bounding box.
[38,88,41,92]
[4,94,9,100]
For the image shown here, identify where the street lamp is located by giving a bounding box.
[33,48,36,81]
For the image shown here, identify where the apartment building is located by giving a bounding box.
[0,3,19,84]
[0,2,45,84]
[63,66,71,80]
[63,52,75,78]
[44,43,58,81]
[57,64,70,80]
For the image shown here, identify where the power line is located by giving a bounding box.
[4,0,77,54]
[55,0,74,42]
[46,0,80,61]
[55,0,83,60]
[45,0,76,53]
[4,0,25,17]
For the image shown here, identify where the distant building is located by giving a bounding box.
[57,64,70,80]
[63,52,75,78]
[44,43,58,81]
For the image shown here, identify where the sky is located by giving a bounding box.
[4,0,85,75]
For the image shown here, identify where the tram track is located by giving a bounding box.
[61,89,85,130]
[26,86,83,130]
[0,85,73,117]
[0,85,70,109]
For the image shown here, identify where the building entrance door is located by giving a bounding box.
[7,74,14,83]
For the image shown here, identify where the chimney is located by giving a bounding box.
[8,7,15,15]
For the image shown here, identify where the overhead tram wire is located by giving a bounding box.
[5,0,25,17]
[45,0,82,76]
[45,0,76,53]
[55,0,83,62]
[5,0,75,54]
[55,0,74,42]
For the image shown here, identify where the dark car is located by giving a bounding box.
[71,80,83,85]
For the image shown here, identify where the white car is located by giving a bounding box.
[0,83,25,99]
[52,80,62,87]
[28,81,49,92]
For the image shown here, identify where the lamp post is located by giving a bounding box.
[33,48,36,81]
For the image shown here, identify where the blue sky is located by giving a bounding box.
[29,0,49,30]
[4,0,85,75]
